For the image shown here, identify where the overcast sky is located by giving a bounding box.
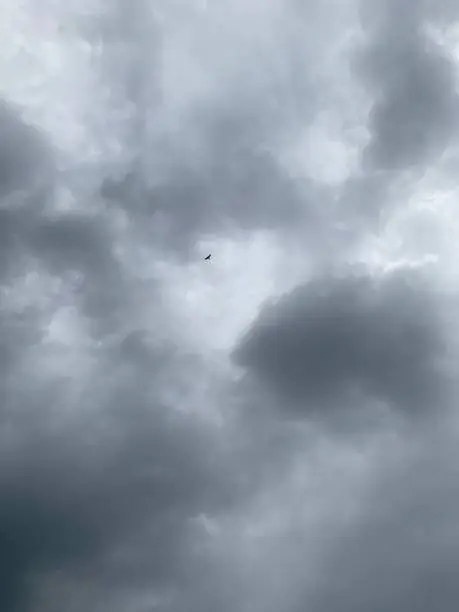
[2,1,459,611]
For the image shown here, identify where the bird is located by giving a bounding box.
[204,254,211,260]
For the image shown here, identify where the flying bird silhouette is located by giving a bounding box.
[204,254,211,260]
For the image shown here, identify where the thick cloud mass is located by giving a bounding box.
[234,268,451,419]
[358,0,459,172]
[301,426,459,612]
[2,1,459,611]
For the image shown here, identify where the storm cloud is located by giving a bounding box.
[1,1,459,611]
[234,266,453,421]
[357,0,459,173]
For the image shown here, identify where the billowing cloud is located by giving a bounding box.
[0,100,238,611]
[0,101,54,282]
[234,266,453,421]
[1,1,459,611]
[357,0,459,173]
[98,0,359,258]
[301,423,459,612]
[0,313,243,611]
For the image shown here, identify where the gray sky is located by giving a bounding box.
[2,1,459,611]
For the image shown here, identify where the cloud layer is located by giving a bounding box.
[234,266,453,421]
[1,1,459,611]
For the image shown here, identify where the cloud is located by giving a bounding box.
[0,101,53,197]
[98,0,358,258]
[100,95,311,259]
[234,266,453,421]
[300,423,459,612]
[326,0,459,243]
[0,98,240,612]
[29,211,130,336]
[0,323,243,612]
[357,0,459,173]
[2,1,459,612]
[0,101,54,283]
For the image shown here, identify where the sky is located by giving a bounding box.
[2,0,459,610]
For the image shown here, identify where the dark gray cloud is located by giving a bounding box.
[234,266,452,421]
[98,0,459,265]
[0,101,53,198]
[0,102,55,393]
[0,101,242,612]
[96,1,343,258]
[30,211,131,337]
[80,0,459,262]
[2,2,459,612]
[0,100,136,338]
[357,0,459,173]
[0,101,54,282]
[100,106,314,259]
[301,427,459,612]
[0,326,243,612]
[327,0,459,241]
